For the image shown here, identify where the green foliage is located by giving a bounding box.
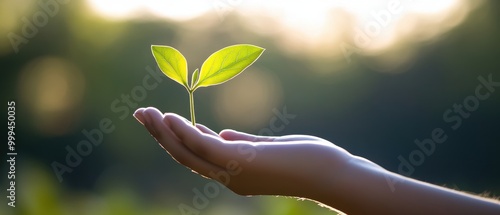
[151,46,188,88]
[258,197,341,215]
[190,68,200,89]
[194,44,265,89]
[151,44,265,125]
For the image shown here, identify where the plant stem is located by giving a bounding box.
[189,90,196,126]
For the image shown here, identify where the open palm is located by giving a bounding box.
[134,107,354,198]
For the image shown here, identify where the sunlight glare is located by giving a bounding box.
[86,0,479,70]
[87,0,142,19]
[144,0,211,21]
[87,0,211,21]
[408,0,458,14]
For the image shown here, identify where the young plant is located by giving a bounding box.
[151,44,265,126]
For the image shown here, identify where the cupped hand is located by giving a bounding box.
[134,107,354,199]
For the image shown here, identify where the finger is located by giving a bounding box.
[166,113,246,167]
[161,112,218,137]
[275,135,327,142]
[219,129,276,142]
[133,108,147,125]
[142,108,160,139]
[141,108,224,177]
[134,109,152,138]
[196,124,219,137]
[220,129,325,142]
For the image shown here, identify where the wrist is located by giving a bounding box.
[309,155,389,213]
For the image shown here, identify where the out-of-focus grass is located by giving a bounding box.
[5,163,175,215]
[3,162,340,215]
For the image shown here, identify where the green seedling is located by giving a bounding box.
[151,44,265,126]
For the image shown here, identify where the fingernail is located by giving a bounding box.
[133,111,146,125]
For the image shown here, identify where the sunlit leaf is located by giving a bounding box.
[150,44,265,125]
[194,44,265,89]
[190,68,200,89]
[151,45,188,88]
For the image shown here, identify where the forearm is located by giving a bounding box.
[311,156,500,215]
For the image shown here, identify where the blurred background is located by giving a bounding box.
[1,0,499,214]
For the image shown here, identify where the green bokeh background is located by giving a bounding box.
[1,1,499,214]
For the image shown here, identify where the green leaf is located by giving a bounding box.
[190,68,200,90]
[194,44,265,89]
[151,45,188,88]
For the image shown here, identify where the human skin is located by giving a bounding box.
[133,107,500,215]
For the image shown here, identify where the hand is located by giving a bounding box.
[134,107,500,215]
[133,107,355,199]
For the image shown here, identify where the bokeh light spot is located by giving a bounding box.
[18,57,85,136]
[213,69,283,130]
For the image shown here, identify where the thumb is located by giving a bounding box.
[219,129,275,142]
